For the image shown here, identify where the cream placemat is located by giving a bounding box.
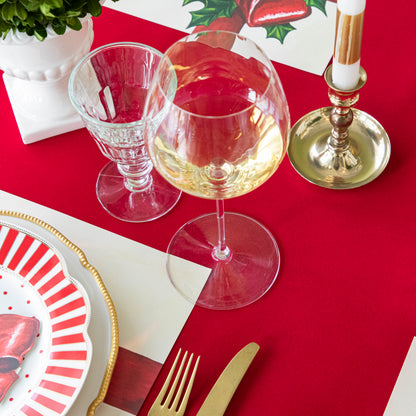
[384,337,416,416]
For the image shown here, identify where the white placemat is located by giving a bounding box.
[384,337,416,416]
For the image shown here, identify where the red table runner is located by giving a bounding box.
[1,1,415,415]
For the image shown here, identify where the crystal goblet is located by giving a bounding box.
[69,42,181,222]
[144,31,290,309]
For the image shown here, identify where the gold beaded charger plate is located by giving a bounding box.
[0,211,118,416]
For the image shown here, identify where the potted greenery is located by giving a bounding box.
[0,0,116,41]
[0,0,118,144]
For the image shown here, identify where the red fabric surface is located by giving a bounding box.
[1,2,415,415]
[104,347,162,414]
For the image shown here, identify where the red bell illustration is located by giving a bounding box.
[235,0,311,26]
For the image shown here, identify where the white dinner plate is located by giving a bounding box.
[0,213,118,416]
[0,221,92,415]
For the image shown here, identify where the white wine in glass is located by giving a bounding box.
[144,31,290,309]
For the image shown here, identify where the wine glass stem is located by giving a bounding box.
[117,160,153,192]
[214,199,231,261]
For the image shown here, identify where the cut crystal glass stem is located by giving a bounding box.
[117,160,153,192]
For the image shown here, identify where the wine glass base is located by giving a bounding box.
[288,107,391,189]
[96,162,181,222]
[167,212,280,310]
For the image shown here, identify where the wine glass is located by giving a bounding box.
[68,42,181,222]
[144,31,290,309]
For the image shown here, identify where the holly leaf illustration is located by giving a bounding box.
[264,23,295,44]
[186,0,237,28]
[183,0,205,5]
[305,0,327,16]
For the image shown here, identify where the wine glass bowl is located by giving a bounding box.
[147,34,288,201]
[69,42,181,222]
[144,31,290,309]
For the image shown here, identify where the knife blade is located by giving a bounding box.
[196,342,260,416]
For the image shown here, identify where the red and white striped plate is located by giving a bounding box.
[0,223,92,416]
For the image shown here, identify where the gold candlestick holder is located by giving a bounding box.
[288,64,390,189]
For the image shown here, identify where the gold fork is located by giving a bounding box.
[148,349,200,416]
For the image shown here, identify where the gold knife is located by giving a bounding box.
[196,342,260,416]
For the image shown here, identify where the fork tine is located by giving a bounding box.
[171,352,193,410]
[148,348,200,416]
[164,350,189,407]
[176,355,200,413]
[154,348,183,405]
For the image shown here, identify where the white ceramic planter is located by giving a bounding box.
[0,17,94,144]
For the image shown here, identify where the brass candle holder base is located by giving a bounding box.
[288,65,391,189]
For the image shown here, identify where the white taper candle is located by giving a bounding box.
[332,0,366,90]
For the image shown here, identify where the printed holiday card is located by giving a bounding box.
[105,0,337,75]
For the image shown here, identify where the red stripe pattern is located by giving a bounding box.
[52,333,85,345]
[0,228,19,264]
[45,366,84,379]
[29,255,60,286]
[21,405,44,416]
[19,244,49,278]
[30,393,66,414]
[39,380,76,396]
[0,224,92,416]
[7,234,34,270]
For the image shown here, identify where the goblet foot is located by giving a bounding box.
[96,162,181,222]
[166,212,280,310]
[288,107,391,189]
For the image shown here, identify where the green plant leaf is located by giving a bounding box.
[1,3,17,21]
[0,18,8,31]
[39,3,55,17]
[66,10,82,16]
[264,23,295,44]
[11,16,20,26]
[34,25,47,40]
[187,0,237,28]
[24,14,37,26]
[65,0,86,11]
[66,15,81,30]
[2,28,11,38]
[44,0,64,9]
[19,0,41,12]
[304,0,327,16]
[15,3,28,20]
[87,0,101,17]
[50,6,65,16]
[51,18,66,34]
